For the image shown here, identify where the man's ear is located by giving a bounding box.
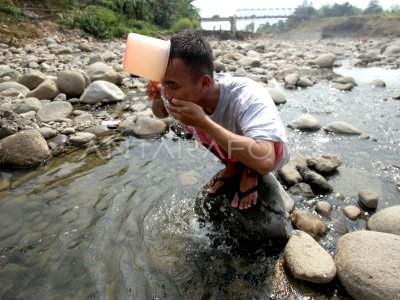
[200,75,212,89]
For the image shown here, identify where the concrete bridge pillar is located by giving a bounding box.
[229,16,237,32]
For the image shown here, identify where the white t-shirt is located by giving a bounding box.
[211,73,287,143]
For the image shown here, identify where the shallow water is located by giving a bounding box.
[0,65,399,299]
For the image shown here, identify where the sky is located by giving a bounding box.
[192,0,399,30]
[192,0,399,18]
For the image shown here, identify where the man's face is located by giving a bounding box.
[161,58,202,105]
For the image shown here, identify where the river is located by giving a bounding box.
[0,63,399,299]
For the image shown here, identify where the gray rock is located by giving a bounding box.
[85,62,118,84]
[18,71,47,90]
[315,201,332,217]
[297,166,334,195]
[288,182,315,198]
[36,101,73,122]
[237,57,261,68]
[307,153,342,173]
[68,132,96,146]
[296,76,314,88]
[0,130,51,168]
[324,121,362,135]
[0,65,19,78]
[370,79,386,87]
[38,127,57,139]
[335,230,400,300]
[57,70,87,97]
[290,210,327,238]
[333,82,354,91]
[0,81,30,95]
[284,73,299,87]
[288,114,321,131]
[383,44,400,56]
[80,80,125,105]
[26,79,59,100]
[284,230,336,283]
[278,152,307,185]
[13,97,42,114]
[358,189,379,209]
[332,76,357,85]
[367,206,400,235]
[266,87,287,104]
[73,113,95,127]
[117,116,166,137]
[312,53,336,68]
[214,60,226,73]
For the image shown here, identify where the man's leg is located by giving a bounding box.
[208,161,238,193]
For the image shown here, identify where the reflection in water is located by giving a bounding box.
[0,66,399,299]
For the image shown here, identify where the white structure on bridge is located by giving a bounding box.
[201,7,296,31]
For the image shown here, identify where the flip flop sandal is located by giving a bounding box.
[235,173,262,209]
[208,170,237,195]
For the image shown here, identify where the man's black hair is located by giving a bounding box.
[169,30,214,81]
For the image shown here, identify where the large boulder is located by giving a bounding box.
[0,81,30,95]
[57,70,87,97]
[195,173,289,246]
[0,130,51,168]
[335,230,400,300]
[26,79,59,100]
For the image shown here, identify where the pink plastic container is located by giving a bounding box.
[123,33,170,82]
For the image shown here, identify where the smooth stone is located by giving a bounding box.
[358,189,379,209]
[335,230,400,300]
[307,153,342,173]
[287,114,321,131]
[324,121,362,135]
[343,205,362,220]
[315,201,332,217]
[367,205,400,235]
[284,230,336,283]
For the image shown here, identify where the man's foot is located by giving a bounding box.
[208,163,238,194]
[231,167,260,210]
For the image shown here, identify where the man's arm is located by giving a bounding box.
[168,98,276,175]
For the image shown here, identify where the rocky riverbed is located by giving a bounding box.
[0,30,400,299]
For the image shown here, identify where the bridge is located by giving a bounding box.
[201,7,296,31]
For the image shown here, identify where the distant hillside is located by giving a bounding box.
[277,15,400,39]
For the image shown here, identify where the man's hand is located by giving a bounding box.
[167,98,208,128]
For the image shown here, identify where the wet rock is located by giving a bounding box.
[297,166,334,195]
[287,114,321,131]
[278,152,307,185]
[284,73,299,88]
[332,76,357,85]
[117,116,166,138]
[36,101,73,122]
[195,173,289,244]
[0,81,30,95]
[358,189,379,209]
[324,121,362,135]
[38,127,57,139]
[370,79,386,87]
[296,76,314,88]
[0,130,51,168]
[335,230,400,300]
[17,71,47,90]
[68,132,96,146]
[26,79,59,100]
[290,210,327,238]
[284,230,336,284]
[367,205,400,235]
[288,182,315,198]
[79,80,125,105]
[57,70,87,97]
[307,153,342,174]
[315,201,331,217]
[332,83,354,91]
[343,205,361,220]
[266,87,287,104]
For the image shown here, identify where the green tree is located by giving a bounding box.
[364,0,383,14]
[319,2,361,17]
[245,21,255,32]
